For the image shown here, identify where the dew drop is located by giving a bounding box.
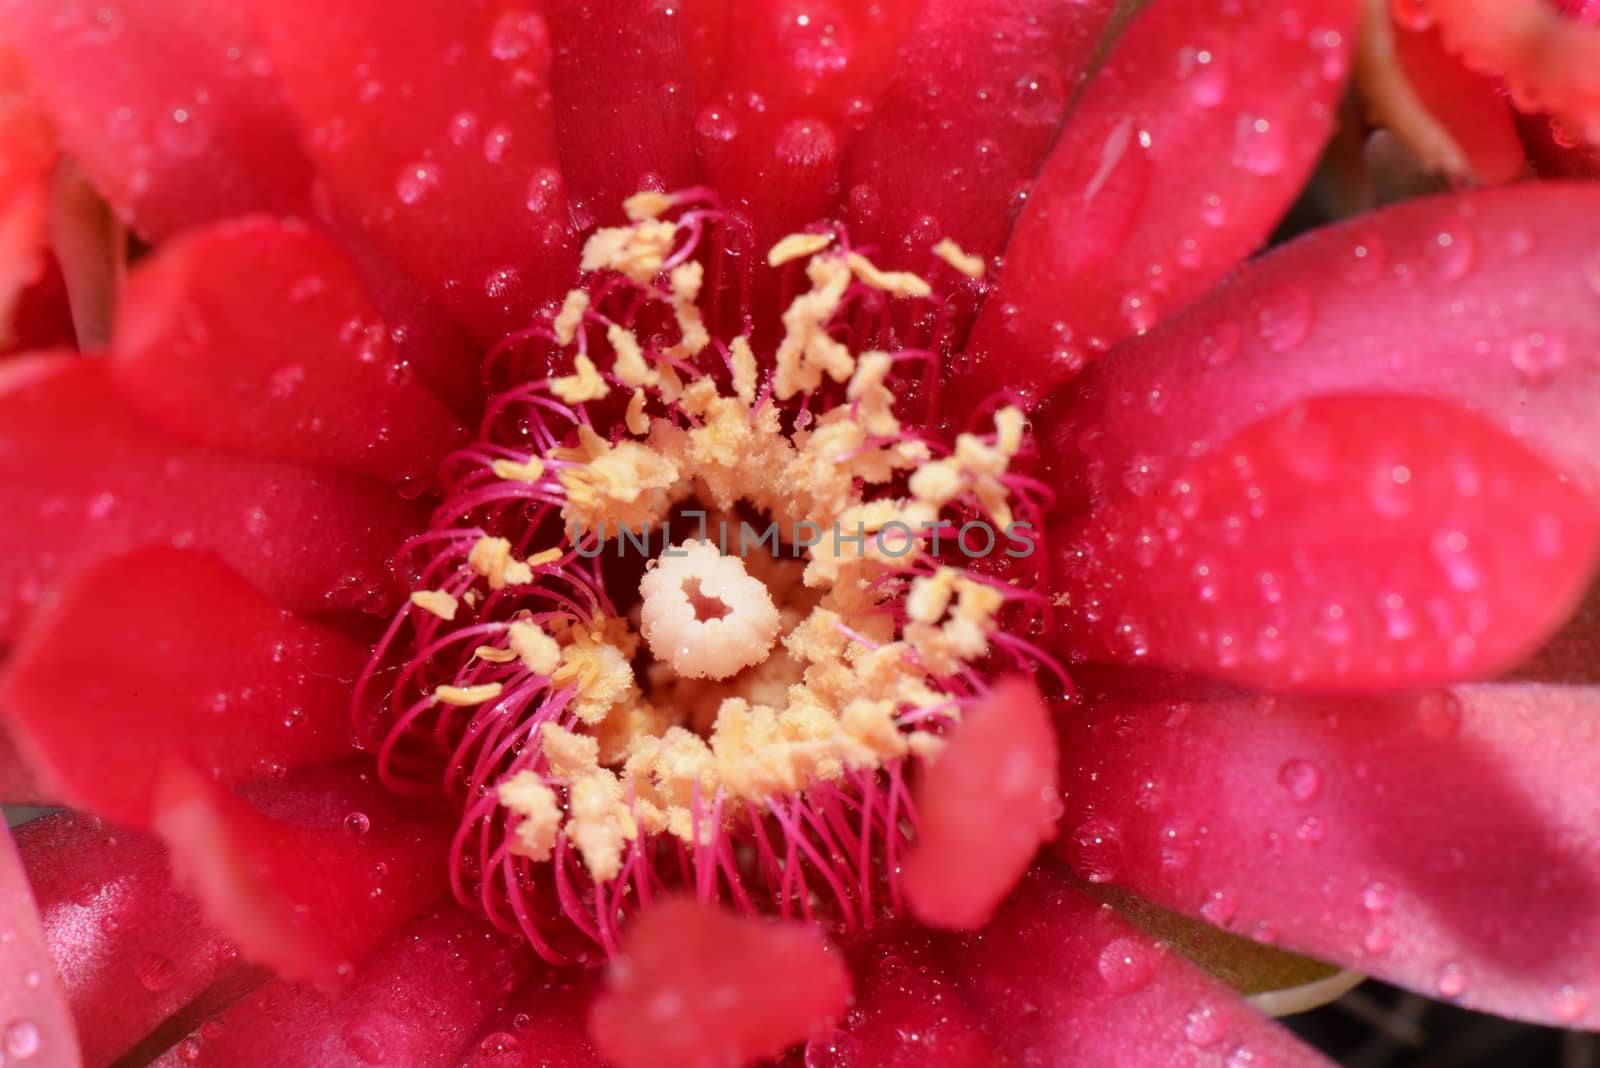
[1233,113,1287,175]
[344,811,371,835]
[1508,330,1569,386]
[136,954,177,992]
[394,162,440,206]
[1177,45,1229,108]
[1342,235,1386,285]
[1277,759,1321,803]
[1199,889,1238,927]
[3,1018,39,1059]
[524,167,563,214]
[1361,881,1395,913]
[1436,961,1468,999]
[1185,1003,1227,1047]
[1097,937,1156,994]
[1065,818,1123,883]
[1552,985,1590,1024]
[1253,286,1312,352]
[1425,224,1475,281]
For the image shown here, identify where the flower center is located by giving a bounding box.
[356,190,1060,961]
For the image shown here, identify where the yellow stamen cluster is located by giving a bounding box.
[486,216,1032,882]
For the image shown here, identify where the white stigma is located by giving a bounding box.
[639,540,780,680]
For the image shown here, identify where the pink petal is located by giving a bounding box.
[842,0,1116,269]
[1,548,369,827]
[0,823,82,1068]
[0,355,424,644]
[4,0,313,239]
[1054,393,1600,692]
[243,0,576,343]
[152,761,452,987]
[151,907,525,1068]
[544,0,698,225]
[939,865,1333,1066]
[806,931,1000,1067]
[17,813,248,1067]
[905,676,1059,929]
[454,971,599,1068]
[1045,182,1600,507]
[1057,677,1600,1029]
[588,897,851,1068]
[959,0,1358,412]
[680,0,922,243]
[110,217,467,487]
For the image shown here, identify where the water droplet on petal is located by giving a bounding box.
[1097,937,1156,994]
[1552,985,1590,1024]
[1065,818,1123,883]
[1436,961,1468,999]
[1185,1003,1227,1047]
[1277,759,1321,802]
[1361,881,1395,913]
[1425,224,1475,281]
[1199,888,1238,927]
[1253,286,1313,352]
[4,1018,40,1059]
[395,162,440,206]
[344,811,371,835]
[1509,330,1569,386]
[1233,113,1287,175]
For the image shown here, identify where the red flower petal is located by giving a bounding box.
[17,813,249,1067]
[544,0,698,225]
[905,676,1059,929]
[1058,678,1600,1029]
[152,907,525,1068]
[244,0,576,343]
[1055,393,1600,692]
[1388,21,1525,183]
[110,217,468,487]
[960,0,1358,411]
[807,931,1000,1067]
[152,761,452,986]
[940,865,1333,1066]
[842,0,1116,269]
[1045,182,1600,506]
[4,0,313,239]
[1430,0,1600,145]
[1,548,369,827]
[454,971,599,1067]
[680,0,921,243]
[588,897,851,1068]
[0,355,424,644]
[0,824,82,1068]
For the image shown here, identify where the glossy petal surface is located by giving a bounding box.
[0,356,422,643]
[245,0,577,342]
[941,866,1334,1067]
[4,0,313,238]
[111,217,467,486]
[18,814,246,1068]
[153,908,524,1068]
[960,0,1358,411]
[843,0,1115,269]
[1055,393,1600,691]
[1045,183,1600,504]
[153,762,451,986]
[0,823,81,1068]
[1,548,368,826]
[1058,679,1600,1030]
